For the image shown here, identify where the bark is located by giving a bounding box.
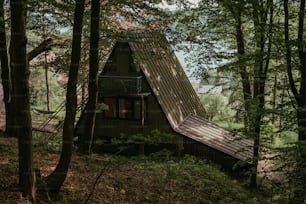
[291,106,306,204]
[271,75,277,124]
[10,0,36,201]
[234,9,252,133]
[79,0,100,154]
[44,51,50,111]
[0,0,13,136]
[284,0,298,99]
[43,0,85,193]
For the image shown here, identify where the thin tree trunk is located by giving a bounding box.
[291,106,306,204]
[79,0,100,154]
[234,9,252,133]
[279,83,285,129]
[226,0,270,188]
[284,0,306,202]
[43,0,85,193]
[0,0,14,136]
[291,0,306,201]
[249,0,273,188]
[10,0,36,201]
[44,51,50,111]
[271,74,277,124]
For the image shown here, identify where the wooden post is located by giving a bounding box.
[141,95,145,127]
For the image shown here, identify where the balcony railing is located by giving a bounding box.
[99,75,142,94]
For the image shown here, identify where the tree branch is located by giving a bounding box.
[27,38,53,62]
[83,165,108,204]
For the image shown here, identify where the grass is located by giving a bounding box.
[213,120,244,131]
[0,133,286,204]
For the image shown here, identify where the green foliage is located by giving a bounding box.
[214,120,244,131]
[32,131,62,152]
[96,103,108,112]
[148,149,174,160]
[261,122,298,149]
[29,68,65,110]
[200,93,234,121]
[111,129,179,146]
[272,132,298,149]
[104,154,263,203]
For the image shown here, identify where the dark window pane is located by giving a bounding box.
[104,98,117,118]
[134,100,141,120]
[119,98,132,119]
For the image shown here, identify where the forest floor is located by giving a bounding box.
[0,134,288,204]
[0,114,61,133]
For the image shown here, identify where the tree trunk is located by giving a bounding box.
[291,1,306,201]
[271,74,277,125]
[79,0,100,154]
[43,0,85,193]
[0,0,14,136]
[290,105,306,203]
[0,4,53,137]
[284,0,306,202]
[249,116,261,188]
[234,9,252,134]
[44,51,50,111]
[10,0,36,201]
[249,0,273,188]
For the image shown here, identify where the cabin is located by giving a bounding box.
[76,31,254,170]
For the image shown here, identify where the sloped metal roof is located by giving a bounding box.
[128,32,207,128]
[106,31,254,162]
[175,114,254,161]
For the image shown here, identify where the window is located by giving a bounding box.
[103,98,116,118]
[102,97,146,121]
[119,98,132,119]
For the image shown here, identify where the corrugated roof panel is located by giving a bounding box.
[175,115,254,161]
[128,32,207,129]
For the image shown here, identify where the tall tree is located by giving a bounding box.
[284,0,306,203]
[217,0,274,188]
[43,0,85,193]
[247,0,273,188]
[78,0,100,154]
[10,0,36,201]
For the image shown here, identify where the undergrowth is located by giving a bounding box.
[0,136,278,203]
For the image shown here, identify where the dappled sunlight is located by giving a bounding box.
[0,136,265,203]
[175,114,254,162]
[39,166,56,177]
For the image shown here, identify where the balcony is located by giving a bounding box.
[99,75,142,95]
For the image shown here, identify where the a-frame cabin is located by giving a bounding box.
[77,31,254,169]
